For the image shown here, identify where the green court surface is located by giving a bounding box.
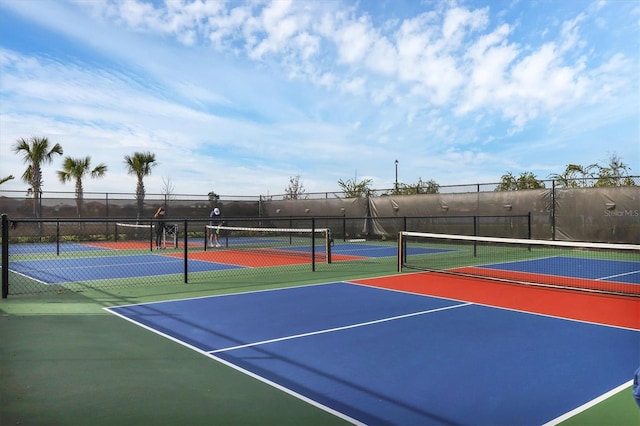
[1,262,638,425]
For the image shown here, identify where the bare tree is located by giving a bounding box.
[284,175,306,200]
[162,176,176,200]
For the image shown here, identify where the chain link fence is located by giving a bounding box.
[1,177,638,296]
[2,213,532,297]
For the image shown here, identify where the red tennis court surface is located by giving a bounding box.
[82,241,366,266]
[352,272,640,330]
[452,266,640,296]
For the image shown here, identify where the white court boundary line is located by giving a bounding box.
[600,270,640,281]
[349,281,640,423]
[543,380,633,425]
[8,254,188,285]
[104,283,470,426]
[105,280,637,424]
[106,302,367,426]
[208,302,472,354]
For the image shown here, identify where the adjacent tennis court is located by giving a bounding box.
[9,254,243,284]
[7,241,444,284]
[399,231,640,295]
[8,242,109,254]
[106,281,638,425]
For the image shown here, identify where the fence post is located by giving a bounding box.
[311,217,316,272]
[342,213,346,242]
[105,193,110,237]
[2,214,9,298]
[551,180,556,240]
[397,231,403,273]
[56,219,60,256]
[183,219,188,284]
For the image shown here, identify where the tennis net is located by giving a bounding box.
[115,222,178,249]
[205,224,332,265]
[398,231,640,296]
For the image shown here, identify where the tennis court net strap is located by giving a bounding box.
[398,231,640,297]
[205,225,332,265]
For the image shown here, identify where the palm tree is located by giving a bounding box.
[0,175,14,185]
[124,151,157,220]
[12,136,64,217]
[496,171,545,191]
[338,177,374,198]
[57,156,107,217]
[593,153,635,187]
[548,164,592,188]
[392,177,440,195]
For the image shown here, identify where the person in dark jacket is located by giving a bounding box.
[154,207,166,249]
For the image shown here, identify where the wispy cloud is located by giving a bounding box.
[0,0,637,197]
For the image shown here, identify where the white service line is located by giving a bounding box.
[209,302,472,354]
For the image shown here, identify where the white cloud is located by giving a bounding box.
[1,0,637,196]
[442,6,489,44]
[333,16,376,65]
[365,37,397,76]
[247,1,300,59]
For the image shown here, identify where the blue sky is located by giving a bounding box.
[1,0,638,197]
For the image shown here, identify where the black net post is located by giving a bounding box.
[203,225,208,251]
[397,232,401,272]
[311,218,316,272]
[551,180,556,241]
[473,216,478,257]
[2,214,8,298]
[397,231,405,272]
[326,229,332,264]
[56,219,60,256]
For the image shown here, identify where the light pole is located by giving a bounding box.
[394,159,398,192]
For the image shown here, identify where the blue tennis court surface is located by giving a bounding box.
[106,282,638,425]
[479,256,640,284]
[9,254,242,284]
[9,242,108,255]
